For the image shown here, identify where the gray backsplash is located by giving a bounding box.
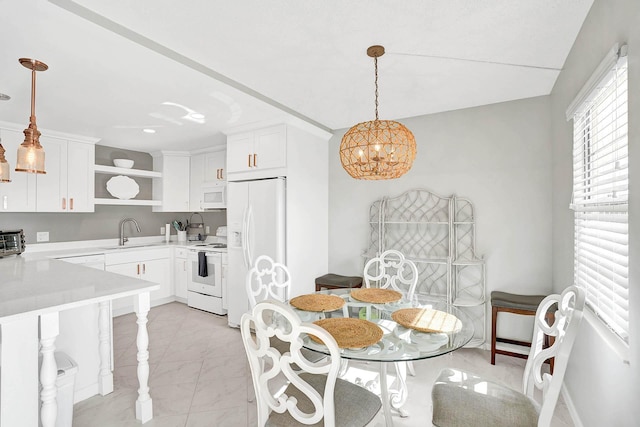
[0,205,226,244]
[0,145,226,244]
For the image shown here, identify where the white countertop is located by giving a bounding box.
[23,236,226,259]
[0,255,159,323]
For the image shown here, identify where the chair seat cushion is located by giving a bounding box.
[266,373,381,427]
[432,368,539,427]
[491,291,547,311]
[315,274,363,288]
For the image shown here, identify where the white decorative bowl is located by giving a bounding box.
[113,159,134,169]
[106,175,139,200]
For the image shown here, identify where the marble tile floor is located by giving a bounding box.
[73,302,573,427]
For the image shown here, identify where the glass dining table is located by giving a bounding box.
[291,288,475,427]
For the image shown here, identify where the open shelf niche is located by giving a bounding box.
[365,188,486,347]
[94,164,162,206]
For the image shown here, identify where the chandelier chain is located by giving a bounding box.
[374,56,379,121]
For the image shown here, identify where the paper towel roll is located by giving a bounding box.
[165,223,171,242]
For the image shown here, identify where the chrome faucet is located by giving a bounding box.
[119,218,141,246]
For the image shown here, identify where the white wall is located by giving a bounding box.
[328,95,553,338]
[550,0,639,425]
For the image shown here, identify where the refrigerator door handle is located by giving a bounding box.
[246,205,254,268]
[241,206,250,270]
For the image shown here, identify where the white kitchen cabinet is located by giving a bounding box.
[0,127,36,212]
[204,150,226,182]
[189,149,226,212]
[174,247,188,302]
[105,248,171,315]
[36,136,95,212]
[189,153,206,211]
[152,151,190,212]
[227,124,286,177]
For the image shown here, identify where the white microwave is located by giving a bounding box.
[201,183,226,209]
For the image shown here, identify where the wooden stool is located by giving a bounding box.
[315,274,363,292]
[491,291,555,372]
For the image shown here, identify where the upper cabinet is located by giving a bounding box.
[0,122,97,213]
[36,136,95,212]
[189,149,226,211]
[204,150,226,183]
[227,125,286,179]
[152,151,190,212]
[0,127,36,212]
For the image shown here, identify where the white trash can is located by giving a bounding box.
[53,352,79,427]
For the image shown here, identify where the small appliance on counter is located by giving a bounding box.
[0,229,26,257]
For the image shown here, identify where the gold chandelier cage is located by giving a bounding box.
[340,45,416,180]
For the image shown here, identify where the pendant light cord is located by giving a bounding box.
[374,56,379,121]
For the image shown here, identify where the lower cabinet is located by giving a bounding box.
[174,247,188,301]
[106,248,171,315]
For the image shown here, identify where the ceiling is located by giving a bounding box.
[0,0,594,153]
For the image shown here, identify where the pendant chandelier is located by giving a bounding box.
[339,45,416,180]
[15,58,48,174]
[0,139,10,182]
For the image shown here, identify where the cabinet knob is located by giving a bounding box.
[62,198,67,210]
[70,198,74,211]
[137,264,140,275]
[143,263,146,274]
[247,154,252,168]
[253,153,257,167]
[220,168,224,180]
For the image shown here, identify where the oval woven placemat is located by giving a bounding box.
[290,294,345,312]
[392,308,462,334]
[310,318,383,349]
[350,288,402,304]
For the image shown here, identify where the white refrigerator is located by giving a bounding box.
[226,177,286,327]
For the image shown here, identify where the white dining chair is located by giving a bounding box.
[363,249,418,299]
[246,255,291,308]
[431,285,586,427]
[246,254,325,364]
[241,300,382,427]
[364,249,419,380]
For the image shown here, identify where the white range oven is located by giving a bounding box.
[186,246,227,315]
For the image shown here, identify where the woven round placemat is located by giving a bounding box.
[350,288,402,304]
[310,318,383,349]
[392,308,462,334]
[290,294,345,312]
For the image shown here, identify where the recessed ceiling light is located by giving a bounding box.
[0,93,10,101]
[143,128,156,134]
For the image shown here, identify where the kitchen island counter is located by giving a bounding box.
[0,255,158,426]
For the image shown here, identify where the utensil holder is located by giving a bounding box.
[177,230,187,243]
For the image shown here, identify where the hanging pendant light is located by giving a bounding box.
[340,45,416,180]
[0,139,11,182]
[15,58,48,174]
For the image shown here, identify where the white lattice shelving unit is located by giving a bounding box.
[365,189,486,347]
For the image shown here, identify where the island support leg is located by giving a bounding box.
[0,317,39,427]
[134,292,153,423]
[40,312,60,427]
[98,301,114,395]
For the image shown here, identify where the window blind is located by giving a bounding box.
[571,50,628,343]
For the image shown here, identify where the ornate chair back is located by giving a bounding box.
[363,249,418,299]
[241,300,341,426]
[246,255,291,308]
[523,285,585,426]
